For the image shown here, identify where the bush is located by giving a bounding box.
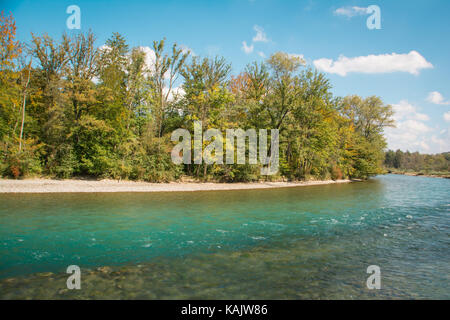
[48,144,77,178]
[331,166,343,180]
[4,152,42,178]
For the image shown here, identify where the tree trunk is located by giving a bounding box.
[19,61,32,153]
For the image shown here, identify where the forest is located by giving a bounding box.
[1,11,395,182]
[384,150,450,175]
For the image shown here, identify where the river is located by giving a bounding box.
[0,174,448,299]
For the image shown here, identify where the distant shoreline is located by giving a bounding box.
[0,178,352,193]
[388,171,450,179]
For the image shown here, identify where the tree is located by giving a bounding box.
[125,47,147,133]
[0,11,21,73]
[0,10,22,144]
[18,58,32,152]
[336,95,395,177]
[339,95,395,141]
[150,39,189,139]
[264,52,304,130]
[1,16,397,182]
[65,31,98,121]
[29,32,70,162]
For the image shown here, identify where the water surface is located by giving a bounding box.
[0,174,449,299]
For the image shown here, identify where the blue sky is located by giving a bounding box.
[3,0,450,153]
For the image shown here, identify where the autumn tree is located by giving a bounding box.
[181,56,233,178]
[0,18,395,181]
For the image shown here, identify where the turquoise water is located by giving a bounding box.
[0,174,449,299]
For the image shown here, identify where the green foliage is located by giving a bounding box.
[71,115,116,176]
[1,138,42,178]
[0,15,396,182]
[47,143,77,178]
[384,149,450,173]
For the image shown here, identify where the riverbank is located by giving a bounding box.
[387,171,450,179]
[0,178,352,193]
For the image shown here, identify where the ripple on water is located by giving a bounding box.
[0,175,449,299]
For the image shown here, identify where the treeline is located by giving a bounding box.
[384,150,450,174]
[0,12,394,182]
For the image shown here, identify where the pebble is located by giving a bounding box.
[97,266,112,274]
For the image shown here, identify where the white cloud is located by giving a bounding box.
[241,25,269,55]
[385,100,450,153]
[430,134,449,152]
[385,120,432,153]
[444,111,450,122]
[164,86,185,102]
[334,6,368,17]
[252,25,269,43]
[137,47,185,101]
[138,46,156,71]
[313,51,433,76]
[391,100,429,122]
[92,76,100,84]
[137,46,173,79]
[136,46,168,78]
[415,113,430,121]
[242,41,254,54]
[427,91,450,105]
[401,119,432,133]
